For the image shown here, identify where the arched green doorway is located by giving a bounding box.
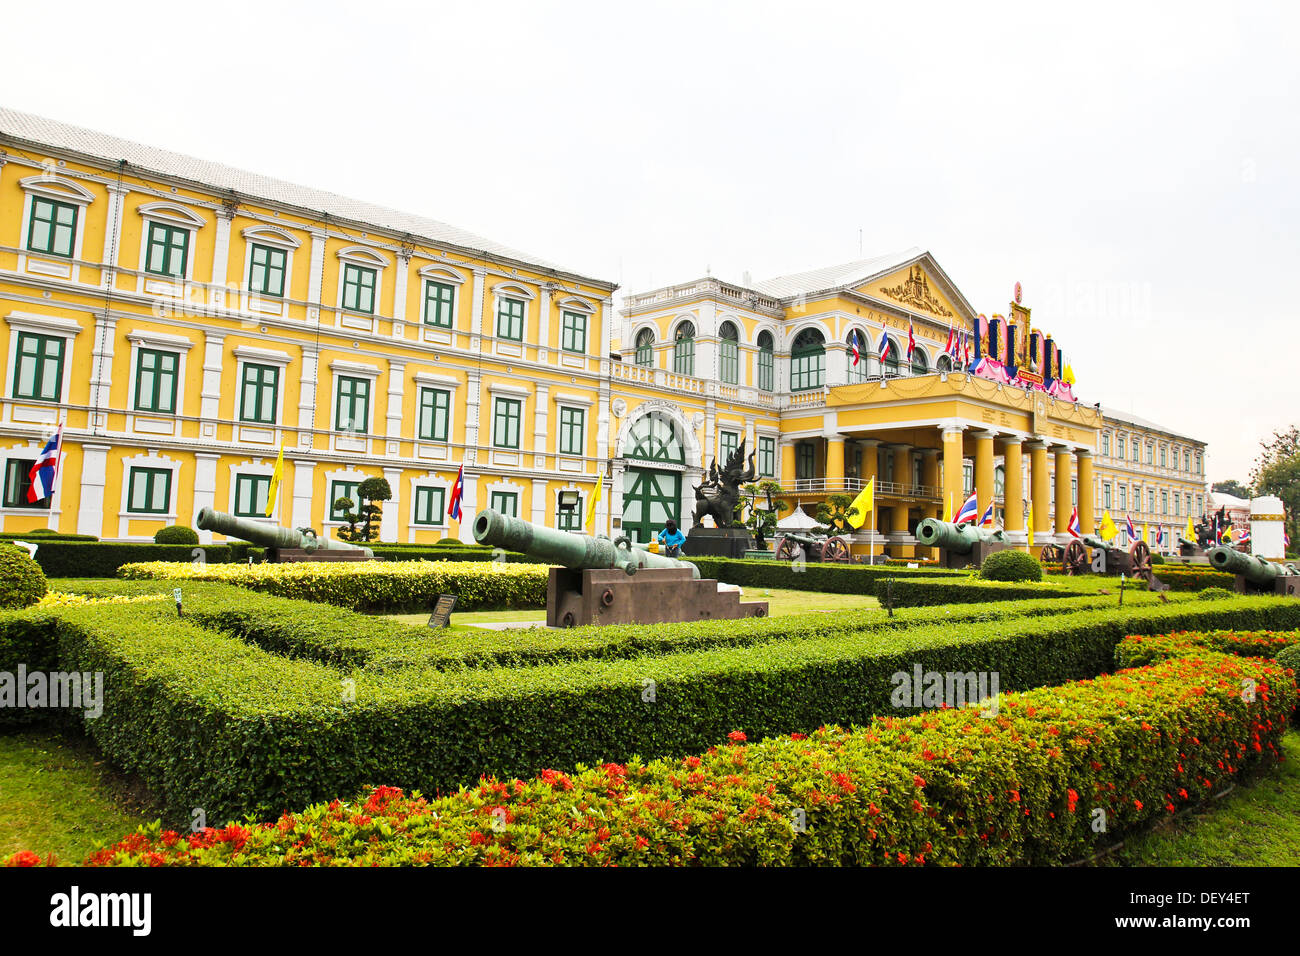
[621,412,685,543]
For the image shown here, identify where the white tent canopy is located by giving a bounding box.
[776,502,821,531]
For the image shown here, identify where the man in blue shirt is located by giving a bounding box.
[657,518,686,557]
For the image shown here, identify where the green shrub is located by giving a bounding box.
[154,525,199,545]
[886,578,1072,607]
[1146,567,1234,592]
[1198,587,1235,601]
[685,557,966,594]
[1150,553,1165,565]
[28,542,247,577]
[0,546,47,609]
[978,550,1043,583]
[1276,643,1300,675]
[0,530,98,542]
[432,538,467,547]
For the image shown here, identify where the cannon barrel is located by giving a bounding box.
[195,507,373,558]
[1080,534,1121,553]
[472,508,700,579]
[778,532,822,546]
[1207,546,1298,586]
[915,518,1005,554]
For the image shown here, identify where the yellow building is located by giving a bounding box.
[0,108,1204,558]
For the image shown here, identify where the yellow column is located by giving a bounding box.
[1077,449,1096,535]
[1001,437,1024,536]
[826,437,845,489]
[780,440,796,492]
[856,439,880,559]
[1027,439,1051,554]
[941,426,965,524]
[889,443,914,557]
[920,448,940,557]
[973,430,996,519]
[1054,446,1073,535]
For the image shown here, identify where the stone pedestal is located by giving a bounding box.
[547,567,768,627]
[685,526,754,558]
[1250,495,1286,560]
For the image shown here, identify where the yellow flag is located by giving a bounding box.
[585,473,604,532]
[1143,523,1150,543]
[1027,501,1034,548]
[847,477,875,530]
[1184,515,1195,542]
[1099,510,1119,541]
[1063,364,1076,385]
[265,444,285,518]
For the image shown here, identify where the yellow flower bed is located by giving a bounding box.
[116,559,548,612]
[36,591,166,607]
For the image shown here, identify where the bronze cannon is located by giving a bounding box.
[914,518,1007,569]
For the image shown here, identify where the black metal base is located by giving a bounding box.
[685,526,754,558]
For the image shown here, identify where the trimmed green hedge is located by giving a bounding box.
[0,530,98,542]
[6,591,1300,824]
[370,546,537,564]
[884,578,1078,608]
[684,557,966,594]
[1148,567,1235,592]
[29,542,251,577]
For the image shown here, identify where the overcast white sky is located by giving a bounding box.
[5,0,1297,482]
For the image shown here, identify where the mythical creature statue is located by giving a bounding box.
[692,440,757,528]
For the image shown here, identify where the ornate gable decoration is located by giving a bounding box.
[878,265,953,319]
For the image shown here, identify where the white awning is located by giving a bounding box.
[776,502,820,531]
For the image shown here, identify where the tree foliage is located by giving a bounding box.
[814,494,856,534]
[740,481,788,549]
[1211,479,1253,499]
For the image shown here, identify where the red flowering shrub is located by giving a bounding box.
[1115,629,1300,669]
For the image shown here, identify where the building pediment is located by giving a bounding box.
[857,260,961,321]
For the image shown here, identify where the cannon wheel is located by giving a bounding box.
[774,536,801,562]
[822,536,852,563]
[1129,540,1152,580]
[1040,543,1063,564]
[1062,539,1089,575]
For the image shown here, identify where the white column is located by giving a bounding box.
[531,477,549,526]
[102,185,130,283]
[386,360,405,442]
[291,459,316,531]
[458,470,479,539]
[681,466,702,533]
[537,283,553,362]
[306,229,327,324]
[211,208,234,289]
[597,297,613,464]
[193,453,220,543]
[88,312,117,431]
[463,369,482,466]
[199,331,224,438]
[695,299,718,380]
[533,384,550,470]
[380,467,402,542]
[296,344,318,449]
[827,342,849,386]
[470,267,486,346]
[392,251,410,339]
[609,461,625,537]
[76,443,111,537]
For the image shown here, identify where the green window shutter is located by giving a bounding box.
[134,348,179,414]
[3,458,50,509]
[413,486,447,525]
[424,281,455,328]
[758,437,775,477]
[418,388,450,441]
[13,333,65,402]
[497,298,525,340]
[128,467,172,514]
[489,490,518,517]
[336,376,370,432]
[330,481,360,520]
[559,406,585,456]
[557,494,582,530]
[493,397,521,448]
[249,244,287,297]
[144,222,189,279]
[239,363,280,424]
[342,264,377,314]
[28,198,78,257]
[719,430,739,462]
[233,474,272,516]
[561,311,587,353]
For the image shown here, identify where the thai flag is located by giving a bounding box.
[963,331,972,366]
[944,324,955,355]
[875,328,891,362]
[26,424,62,503]
[1155,526,1164,548]
[907,322,915,360]
[955,492,979,525]
[850,330,861,366]
[448,464,465,521]
[979,501,995,528]
[1067,506,1080,538]
[1125,514,1137,541]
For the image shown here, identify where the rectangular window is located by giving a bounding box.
[1148,488,1155,513]
[144,221,190,279]
[1159,445,1167,468]
[13,332,64,402]
[330,481,360,520]
[233,474,271,517]
[1103,482,1112,510]
[1161,490,1168,515]
[1132,441,1140,463]
[2,459,49,509]
[719,338,738,385]
[1101,433,1110,457]
[559,406,585,456]
[1185,493,1191,515]
[423,280,456,328]
[1197,495,1203,516]
[239,363,280,424]
[757,348,774,392]
[719,430,739,463]
[758,436,775,478]
[127,467,172,515]
[413,486,446,526]
[557,494,582,531]
[1196,452,1203,474]
[134,348,179,414]
[248,244,287,297]
[418,387,450,442]
[561,311,586,354]
[1183,450,1191,472]
[796,442,816,481]
[1119,485,1128,511]
[497,297,525,341]
[489,490,518,517]
[27,198,78,257]
[1146,443,1154,465]
[492,397,522,448]
[341,263,377,314]
[335,376,370,433]
[1116,436,1125,460]
[1072,477,1078,506]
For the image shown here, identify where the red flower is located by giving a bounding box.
[1133,800,1143,811]
[728,731,747,743]
[5,851,41,867]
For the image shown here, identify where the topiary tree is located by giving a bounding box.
[814,494,856,535]
[979,549,1043,583]
[740,481,788,550]
[356,477,393,543]
[333,497,361,542]
[154,525,199,545]
[0,545,47,609]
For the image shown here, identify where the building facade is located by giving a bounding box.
[0,109,1205,558]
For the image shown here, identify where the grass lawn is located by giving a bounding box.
[0,726,156,864]
[1099,729,1300,867]
[380,585,882,630]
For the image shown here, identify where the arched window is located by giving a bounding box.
[910,347,929,376]
[756,330,774,391]
[936,354,953,373]
[673,321,696,376]
[718,321,739,385]
[883,336,901,376]
[847,329,869,383]
[635,328,654,368]
[790,328,825,392]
